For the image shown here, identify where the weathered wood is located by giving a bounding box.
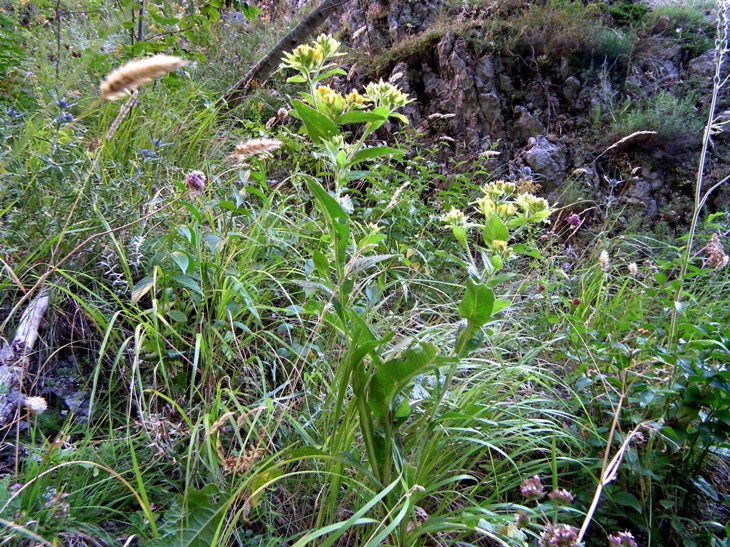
[0,287,50,426]
[224,0,351,105]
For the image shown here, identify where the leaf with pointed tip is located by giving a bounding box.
[368,343,441,421]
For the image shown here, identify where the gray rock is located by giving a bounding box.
[563,76,582,107]
[523,136,567,192]
[688,50,716,78]
[513,105,544,141]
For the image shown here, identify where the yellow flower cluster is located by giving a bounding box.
[281,44,324,73]
[280,34,343,74]
[364,80,412,110]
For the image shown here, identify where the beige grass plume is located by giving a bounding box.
[232,138,283,161]
[100,54,188,100]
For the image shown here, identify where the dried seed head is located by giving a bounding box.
[233,138,283,161]
[704,234,729,271]
[100,54,188,100]
[628,262,638,277]
[600,250,610,272]
[24,396,48,415]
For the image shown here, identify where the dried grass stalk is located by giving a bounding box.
[232,138,283,161]
[105,90,138,140]
[100,54,188,100]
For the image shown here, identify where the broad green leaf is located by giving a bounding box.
[389,112,409,124]
[286,75,307,84]
[311,249,330,278]
[347,254,395,275]
[368,342,440,420]
[313,68,347,83]
[335,110,389,125]
[493,299,511,314]
[612,491,643,514]
[458,279,495,328]
[170,251,190,274]
[169,274,204,297]
[149,487,227,547]
[249,466,283,507]
[349,146,404,167]
[482,213,509,246]
[131,276,155,304]
[168,310,188,322]
[304,177,349,268]
[292,100,338,142]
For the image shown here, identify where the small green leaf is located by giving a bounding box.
[304,177,349,268]
[336,110,389,125]
[170,251,190,274]
[169,274,204,297]
[612,492,643,514]
[311,250,330,278]
[168,310,188,322]
[368,343,440,421]
[349,146,404,167]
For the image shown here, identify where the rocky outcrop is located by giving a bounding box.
[315,0,726,220]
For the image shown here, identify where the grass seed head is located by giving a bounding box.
[100,54,188,100]
[233,138,283,161]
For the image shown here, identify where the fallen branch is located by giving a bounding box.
[0,287,50,426]
[224,0,351,105]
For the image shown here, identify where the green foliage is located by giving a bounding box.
[607,91,704,152]
[1,4,728,547]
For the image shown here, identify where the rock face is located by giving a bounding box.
[312,0,726,221]
[434,32,505,148]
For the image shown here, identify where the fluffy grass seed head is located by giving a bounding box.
[100,54,188,100]
[233,138,283,161]
[600,249,610,272]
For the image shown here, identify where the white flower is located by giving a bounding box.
[24,396,48,415]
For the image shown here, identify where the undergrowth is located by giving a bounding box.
[0,1,728,546]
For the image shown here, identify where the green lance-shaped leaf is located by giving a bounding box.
[348,146,404,168]
[304,176,349,273]
[291,100,339,142]
[368,342,440,421]
[335,109,389,126]
[458,278,495,328]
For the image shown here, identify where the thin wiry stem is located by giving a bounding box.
[669,0,729,351]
